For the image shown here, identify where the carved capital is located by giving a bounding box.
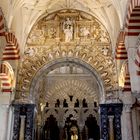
[121,92,135,104]
[13,98,34,104]
[123,104,132,112]
[108,115,114,121]
[0,104,10,113]
[132,91,140,102]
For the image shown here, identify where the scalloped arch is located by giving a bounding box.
[17,48,115,100]
[17,56,112,103]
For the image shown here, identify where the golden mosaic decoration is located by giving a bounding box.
[17,10,117,99]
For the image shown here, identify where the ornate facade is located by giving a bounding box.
[0,0,140,140]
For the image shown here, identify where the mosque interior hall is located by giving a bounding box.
[0,0,140,140]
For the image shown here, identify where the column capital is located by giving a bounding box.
[108,115,114,119]
[121,92,135,104]
[12,98,34,104]
[20,115,26,119]
[132,91,140,101]
[123,104,132,112]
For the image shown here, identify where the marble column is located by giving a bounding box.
[0,105,11,140]
[7,106,14,140]
[131,108,139,140]
[36,115,41,140]
[123,104,133,140]
[108,116,114,140]
[19,115,26,140]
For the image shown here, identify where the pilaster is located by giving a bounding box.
[100,103,123,140]
[12,102,35,140]
[121,91,135,140]
[123,104,133,140]
[0,94,13,140]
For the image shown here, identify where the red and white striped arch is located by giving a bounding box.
[123,73,131,92]
[116,31,128,60]
[0,7,20,60]
[0,61,14,93]
[122,62,131,92]
[125,0,140,77]
[125,0,140,36]
[0,8,5,36]
[135,45,140,76]
[116,31,131,92]
[0,8,20,93]
[3,32,20,60]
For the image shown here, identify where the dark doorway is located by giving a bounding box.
[43,115,60,140]
[85,114,100,140]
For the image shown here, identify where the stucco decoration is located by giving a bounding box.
[17,10,117,100]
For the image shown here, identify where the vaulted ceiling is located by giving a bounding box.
[0,0,128,55]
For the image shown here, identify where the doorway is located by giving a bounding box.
[31,59,103,140]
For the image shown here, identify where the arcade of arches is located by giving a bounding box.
[0,0,140,140]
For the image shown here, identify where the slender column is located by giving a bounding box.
[79,125,83,140]
[0,105,10,140]
[131,108,139,140]
[108,116,114,140]
[19,115,26,140]
[7,106,14,140]
[84,126,88,140]
[36,116,41,140]
[124,104,133,140]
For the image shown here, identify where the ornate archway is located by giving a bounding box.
[12,9,121,140]
[16,9,117,102]
[31,58,102,140]
[30,58,105,103]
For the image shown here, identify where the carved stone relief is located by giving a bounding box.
[32,71,100,127]
[27,10,110,45]
[17,10,117,100]
[39,76,99,126]
[37,77,99,106]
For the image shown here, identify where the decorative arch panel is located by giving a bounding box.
[16,10,117,101]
